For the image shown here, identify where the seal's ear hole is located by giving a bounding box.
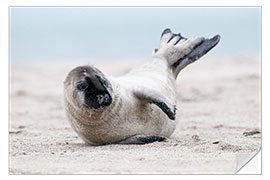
[76,80,88,91]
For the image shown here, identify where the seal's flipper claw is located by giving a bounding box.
[161,28,172,38]
[118,135,166,144]
[152,48,159,55]
[160,28,173,48]
[133,88,176,120]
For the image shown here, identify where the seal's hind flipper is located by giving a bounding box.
[133,88,176,120]
[153,28,221,77]
[118,135,166,144]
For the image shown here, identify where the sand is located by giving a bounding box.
[9,55,261,174]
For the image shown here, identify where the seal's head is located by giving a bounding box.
[64,65,113,109]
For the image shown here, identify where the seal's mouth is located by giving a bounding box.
[173,35,221,68]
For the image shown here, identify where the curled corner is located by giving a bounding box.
[236,149,261,174]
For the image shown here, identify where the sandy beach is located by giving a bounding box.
[9,55,261,174]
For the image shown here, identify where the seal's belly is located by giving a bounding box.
[68,102,176,145]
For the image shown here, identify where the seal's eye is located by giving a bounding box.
[76,80,88,91]
[102,79,109,88]
[97,76,109,88]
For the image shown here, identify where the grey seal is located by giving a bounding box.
[64,28,220,145]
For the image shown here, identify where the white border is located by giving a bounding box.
[2,0,268,179]
[7,0,263,6]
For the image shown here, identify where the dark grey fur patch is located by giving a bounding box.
[119,135,166,144]
[172,39,204,68]
[173,35,220,68]
[136,136,166,144]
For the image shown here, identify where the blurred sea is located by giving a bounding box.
[9,7,261,62]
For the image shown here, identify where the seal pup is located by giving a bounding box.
[64,28,220,145]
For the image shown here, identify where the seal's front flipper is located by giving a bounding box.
[133,88,176,120]
[152,101,176,120]
[118,135,166,144]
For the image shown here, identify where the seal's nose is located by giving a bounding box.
[76,80,88,91]
[96,93,112,106]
